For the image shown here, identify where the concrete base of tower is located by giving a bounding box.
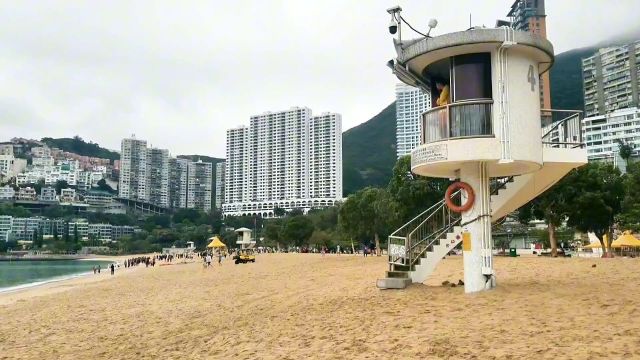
[459,162,496,294]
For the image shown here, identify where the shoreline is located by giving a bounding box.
[0,255,151,306]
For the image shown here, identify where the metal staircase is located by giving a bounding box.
[377,111,585,289]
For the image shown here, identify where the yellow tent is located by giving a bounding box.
[584,242,603,248]
[207,236,226,248]
[611,231,640,248]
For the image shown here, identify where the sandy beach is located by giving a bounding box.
[1,254,639,359]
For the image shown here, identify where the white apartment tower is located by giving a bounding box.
[119,137,148,201]
[169,158,189,209]
[146,148,170,207]
[395,83,431,157]
[225,127,250,204]
[309,113,342,199]
[187,160,212,212]
[223,107,342,217]
[214,161,226,210]
[583,41,640,117]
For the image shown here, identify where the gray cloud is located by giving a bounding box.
[0,0,638,156]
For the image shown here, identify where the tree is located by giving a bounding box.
[53,224,59,241]
[309,230,334,248]
[55,180,70,195]
[387,156,449,223]
[96,179,116,193]
[517,188,569,257]
[564,163,624,257]
[339,187,399,256]
[616,139,633,166]
[63,221,70,243]
[618,162,640,232]
[273,207,286,217]
[263,220,283,249]
[280,216,314,247]
[144,215,171,232]
[32,229,42,248]
[73,224,79,244]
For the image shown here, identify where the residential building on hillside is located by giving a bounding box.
[582,107,640,162]
[187,160,212,212]
[60,188,77,203]
[68,219,89,240]
[169,158,189,209]
[10,217,41,241]
[112,225,136,240]
[214,161,225,210]
[146,147,170,207]
[0,154,26,180]
[32,156,54,167]
[0,186,15,200]
[506,0,551,110]
[0,144,13,156]
[223,107,342,217]
[84,190,114,207]
[16,187,37,201]
[582,41,640,117]
[119,137,148,201]
[39,218,65,238]
[31,146,51,158]
[88,223,113,241]
[395,83,431,157]
[40,187,57,202]
[0,215,12,241]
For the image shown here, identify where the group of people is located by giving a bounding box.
[92,263,116,275]
[203,251,224,267]
[124,256,155,268]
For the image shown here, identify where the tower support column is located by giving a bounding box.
[460,162,495,293]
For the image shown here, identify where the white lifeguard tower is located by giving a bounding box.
[378,7,587,293]
[235,227,256,250]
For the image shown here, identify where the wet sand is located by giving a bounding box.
[1,254,639,359]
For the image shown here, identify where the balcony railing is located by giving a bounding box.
[541,109,584,148]
[422,100,493,144]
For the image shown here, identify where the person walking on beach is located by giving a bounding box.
[205,254,212,268]
[217,252,222,266]
[110,263,115,275]
[93,265,97,274]
[98,265,101,273]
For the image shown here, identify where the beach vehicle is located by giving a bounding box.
[234,249,256,264]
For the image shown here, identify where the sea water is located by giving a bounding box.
[0,260,112,292]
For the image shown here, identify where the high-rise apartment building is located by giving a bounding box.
[582,41,640,117]
[507,0,551,110]
[187,160,212,212]
[223,107,342,217]
[119,137,148,201]
[146,148,170,207]
[225,126,250,204]
[395,83,431,157]
[214,161,226,210]
[169,158,189,209]
[309,113,342,198]
[582,107,640,162]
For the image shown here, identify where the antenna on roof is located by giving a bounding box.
[469,13,472,29]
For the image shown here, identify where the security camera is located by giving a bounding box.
[389,19,398,34]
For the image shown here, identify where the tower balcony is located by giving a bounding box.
[422,100,493,143]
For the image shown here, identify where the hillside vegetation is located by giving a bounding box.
[41,136,119,161]
[342,102,397,195]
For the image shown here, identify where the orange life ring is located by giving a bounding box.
[445,182,475,213]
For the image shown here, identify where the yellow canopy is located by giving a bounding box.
[207,236,226,248]
[611,231,640,248]
[584,242,603,248]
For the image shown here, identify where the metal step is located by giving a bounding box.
[386,270,409,278]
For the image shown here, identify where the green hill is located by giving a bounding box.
[342,102,397,195]
[41,136,119,161]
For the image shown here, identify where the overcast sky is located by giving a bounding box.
[1,0,639,157]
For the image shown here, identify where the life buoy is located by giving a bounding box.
[445,182,475,213]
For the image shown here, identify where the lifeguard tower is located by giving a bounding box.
[377,7,587,293]
[235,227,256,250]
